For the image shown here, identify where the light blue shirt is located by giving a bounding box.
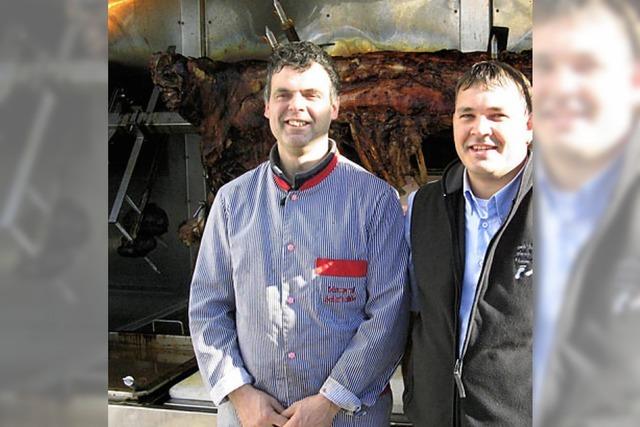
[404,166,523,355]
[458,169,523,355]
[534,155,622,400]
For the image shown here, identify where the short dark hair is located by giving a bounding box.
[534,0,640,59]
[264,41,341,102]
[455,61,532,114]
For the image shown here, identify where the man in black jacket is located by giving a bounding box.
[403,61,533,426]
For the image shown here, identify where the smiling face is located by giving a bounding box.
[264,62,339,156]
[534,5,640,168]
[453,82,532,185]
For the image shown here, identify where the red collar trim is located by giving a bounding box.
[272,154,339,192]
[273,174,291,192]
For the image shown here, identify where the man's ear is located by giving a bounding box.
[264,99,270,119]
[331,96,340,120]
[525,112,533,145]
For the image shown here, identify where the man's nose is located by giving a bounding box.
[288,92,305,111]
[471,116,492,137]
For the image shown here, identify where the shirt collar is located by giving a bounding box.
[463,164,525,223]
[270,139,338,191]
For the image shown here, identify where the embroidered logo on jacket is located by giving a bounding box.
[514,242,533,280]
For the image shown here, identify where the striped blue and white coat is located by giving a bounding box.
[189,151,409,426]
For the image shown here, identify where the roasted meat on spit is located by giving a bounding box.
[149,49,531,244]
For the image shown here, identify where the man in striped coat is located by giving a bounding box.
[189,41,409,427]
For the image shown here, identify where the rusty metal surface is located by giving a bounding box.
[202,0,277,62]
[493,0,532,51]
[278,0,460,56]
[109,0,532,67]
[108,0,183,66]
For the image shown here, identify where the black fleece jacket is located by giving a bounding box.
[403,156,533,426]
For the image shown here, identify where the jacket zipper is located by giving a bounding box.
[454,358,466,398]
[444,191,467,400]
[452,196,523,400]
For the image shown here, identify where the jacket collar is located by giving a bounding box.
[270,139,339,192]
[441,151,533,206]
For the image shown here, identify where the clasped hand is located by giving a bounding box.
[229,385,340,427]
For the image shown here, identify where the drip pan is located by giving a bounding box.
[108,332,197,401]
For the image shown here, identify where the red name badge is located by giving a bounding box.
[315,258,368,277]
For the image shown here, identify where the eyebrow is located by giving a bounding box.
[273,88,323,94]
[456,106,505,113]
